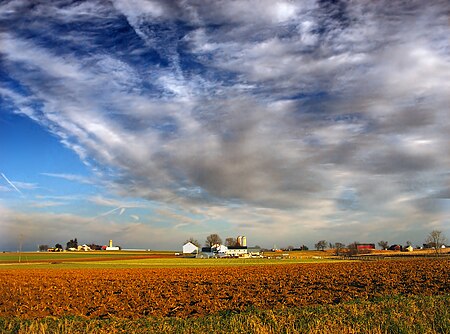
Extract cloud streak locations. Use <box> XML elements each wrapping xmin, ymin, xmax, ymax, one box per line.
<box><xmin>1</xmin><ymin>173</ymin><xmax>24</xmax><ymax>196</ymax></box>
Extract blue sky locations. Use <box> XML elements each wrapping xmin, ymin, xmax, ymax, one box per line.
<box><xmin>1</xmin><ymin>0</ymin><xmax>449</xmax><ymax>251</ymax></box>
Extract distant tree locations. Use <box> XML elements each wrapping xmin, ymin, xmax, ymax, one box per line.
<box><xmin>334</xmin><ymin>242</ymin><xmax>345</xmax><ymax>256</ymax></box>
<box><xmin>184</xmin><ymin>237</ymin><xmax>200</xmax><ymax>247</ymax></box>
<box><xmin>406</xmin><ymin>240</ymin><xmax>412</xmax><ymax>247</ymax></box>
<box><xmin>55</xmin><ymin>243</ymin><xmax>63</xmax><ymax>250</ymax></box>
<box><xmin>286</xmin><ymin>245</ymin><xmax>294</xmax><ymax>251</ymax></box>
<box><xmin>88</xmin><ymin>244</ymin><xmax>103</xmax><ymax>251</ymax></box>
<box><xmin>225</xmin><ymin>237</ymin><xmax>237</xmax><ymax>247</ymax></box>
<box><xmin>38</xmin><ymin>244</ymin><xmax>49</xmax><ymax>252</ymax></box>
<box><xmin>299</xmin><ymin>245</ymin><xmax>309</xmax><ymax>251</ymax></box>
<box><xmin>425</xmin><ymin>230</ymin><xmax>447</xmax><ymax>255</ymax></box>
<box><xmin>315</xmin><ymin>240</ymin><xmax>327</xmax><ymax>251</ymax></box>
<box><xmin>205</xmin><ymin>234</ymin><xmax>222</xmax><ymax>247</ymax></box>
<box><xmin>66</xmin><ymin>238</ymin><xmax>78</xmax><ymax>250</ymax></box>
<box><xmin>378</xmin><ymin>241</ymin><xmax>389</xmax><ymax>250</ymax></box>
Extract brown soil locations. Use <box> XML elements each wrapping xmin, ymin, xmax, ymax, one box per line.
<box><xmin>0</xmin><ymin>258</ymin><xmax>448</xmax><ymax>319</ymax></box>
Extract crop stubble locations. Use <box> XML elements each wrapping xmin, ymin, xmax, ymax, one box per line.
<box><xmin>0</xmin><ymin>259</ymin><xmax>448</xmax><ymax>319</ymax></box>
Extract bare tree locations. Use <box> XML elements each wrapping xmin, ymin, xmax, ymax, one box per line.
<box><xmin>378</xmin><ymin>241</ymin><xmax>389</xmax><ymax>250</ymax></box>
<box><xmin>315</xmin><ymin>240</ymin><xmax>327</xmax><ymax>251</ymax></box>
<box><xmin>334</xmin><ymin>242</ymin><xmax>345</xmax><ymax>256</ymax></box>
<box><xmin>347</xmin><ymin>242</ymin><xmax>359</xmax><ymax>256</ymax></box>
<box><xmin>225</xmin><ymin>237</ymin><xmax>237</xmax><ymax>247</ymax></box>
<box><xmin>184</xmin><ymin>237</ymin><xmax>200</xmax><ymax>247</ymax></box>
<box><xmin>205</xmin><ymin>234</ymin><xmax>222</xmax><ymax>247</ymax></box>
<box><xmin>426</xmin><ymin>230</ymin><xmax>447</xmax><ymax>255</ymax></box>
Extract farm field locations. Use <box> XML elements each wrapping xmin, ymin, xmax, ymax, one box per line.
<box><xmin>0</xmin><ymin>251</ymin><xmax>175</xmax><ymax>264</ymax></box>
<box><xmin>0</xmin><ymin>254</ymin><xmax>341</xmax><ymax>270</ymax></box>
<box><xmin>0</xmin><ymin>258</ymin><xmax>449</xmax><ymax>333</ymax></box>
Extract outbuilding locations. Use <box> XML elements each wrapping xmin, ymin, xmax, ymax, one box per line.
<box><xmin>183</xmin><ymin>242</ymin><xmax>199</xmax><ymax>254</ymax></box>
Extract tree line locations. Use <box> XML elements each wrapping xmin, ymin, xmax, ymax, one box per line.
<box><xmin>38</xmin><ymin>238</ymin><xmax>104</xmax><ymax>252</ymax></box>
<box><xmin>313</xmin><ymin>230</ymin><xmax>447</xmax><ymax>256</ymax></box>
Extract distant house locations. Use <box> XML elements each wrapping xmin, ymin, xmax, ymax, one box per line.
<box><xmin>212</xmin><ymin>244</ymin><xmax>228</xmax><ymax>256</ymax></box>
<box><xmin>182</xmin><ymin>242</ymin><xmax>199</xmax><ymax>254</ymax></box>
<box><xmin>248</xmin><ymin>247</ymin><xmax>262</xmax><ymax>257</ymax></box>
<box><xmin>78</xmin><ymin>244</ymin><xmax>91</xmax><ymax>252</ymax></box>
<box><xmin>405</xmin><ymin>245</ymin><xmax>413</xmax><ymax>252</ymax></box>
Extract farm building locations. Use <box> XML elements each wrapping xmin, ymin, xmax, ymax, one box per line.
<box><xmin>226</xmin><ymin>246</ymin><xmax>248</xmax><ymax>257</ymax></box>
<box><xmin>247</xmin><ymin>247</ymin><xmax>262</xmax><ymax>257</ymax></box>
<box><xmin>212</xmin><ymin>244</ymin><xmax>228</xmax><ymax>256</ymax></box>
<box><xmin>77</xmin><ymin>244</ymin><xmax>91</xmax><ymax>251</ymax></box>
<box><xmin>356</xmin><ymin>243</ymin><xmax>375</xmax><ymax>251</ymax></box>
<box><xmin>389</xmin><ymin>244</ymin><xmax>402</xmax><ymax>251</ymax></box>
<box><xmin>102</xmin><ymin>239</ymin><xmax>120</xmax><ymax>251</ymax></box>
<box><xmin>182</xmin><ymin>242</ymin><xmax>199</xmax><ymax>254</ymax></box>
<box><xmin>405</xmin><ymin>245</ymin><xmax>413</xmax><ymax>252</ymax></box>
<box><xmin>236</xmin><ymin>236</ymin><xmax>247</xmax><ymax>246</ymax></box>
<box><xmin>192</xmin><ymin>236</ymin><xmax>259</xmax><ymax>258</ymax></box>
<box><xmin>196</xmin><ymin>247</ymin><xmax>214</xmax><ymax>258</ymax></box>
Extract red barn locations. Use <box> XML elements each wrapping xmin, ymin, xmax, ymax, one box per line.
<box><xmin>356</xmin><ymin>243</ymin><xmax>375</xmax><ymax>251</ymax></box>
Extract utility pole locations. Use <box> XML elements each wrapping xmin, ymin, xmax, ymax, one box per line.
<box><xmin>18</xmin><ymin>234</ymin><xmax>23</xmax><ymax>263</ymax></box>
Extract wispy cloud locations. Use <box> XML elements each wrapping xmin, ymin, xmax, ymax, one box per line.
<box><xmin>29</xmin><ymin>201</ymin><xmax>67</xmax><ymax>208</ymax></box>
<box><xmin>41</xmin><ymin>173</ymin><xmax>93</xmax><ymax>184</ymax></box>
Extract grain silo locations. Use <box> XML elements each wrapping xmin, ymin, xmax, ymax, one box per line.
<box><xmin>241</xmin><ymin>236</ymin><xmax>247</xmax><ymax>247</ymax></box>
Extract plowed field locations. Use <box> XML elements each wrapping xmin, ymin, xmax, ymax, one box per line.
<box><xmin>0</xmin><ymin>259</ymin><xmax>448</xmax><ymax>319</ymax></box>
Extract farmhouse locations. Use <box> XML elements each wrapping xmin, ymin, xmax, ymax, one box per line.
<box><xmin>182</xmin><ymin>242</ymin><xmax>199</xmax><ymax>254</ymax></box>
<box><xmin>77</xmin><ymin>244</ymin><xmax>91</xmax><ymax>251</ymax></box>
<box><xmin>192</xmin><ymin>236</ymin><xmax>261</xmax><ymax>258</ymax></box>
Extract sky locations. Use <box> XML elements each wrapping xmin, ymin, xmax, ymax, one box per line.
<box><xmin>0</xmin><ymin>0</ymin><xmax>449</xmax><ymax>251</ymax></box>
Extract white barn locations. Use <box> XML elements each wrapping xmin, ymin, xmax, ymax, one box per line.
<box><xmin>226</xmin><ymin>247</ymin><xmax>248</xmax><ymax>257</ymax></box>
<box><xmin>183</xmin><ymin>242</ymin><xmax>199</xmax><ymax>254</ymax></box>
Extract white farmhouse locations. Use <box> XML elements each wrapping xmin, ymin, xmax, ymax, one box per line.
<box><xmin>212</xmin><ymin>244</ymin><xmax>228</xmax><ymax>256</ymax></box>
<box><xmin>183</xmin><ymin>242</ymin><xmax>199</xmax><ymax>254</ymax></box>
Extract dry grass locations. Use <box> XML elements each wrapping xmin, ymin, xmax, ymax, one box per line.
<box><xmin>1</xmin><ymin>294</ymin><xmax>448</xmax><ymax>333</ymax></box>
